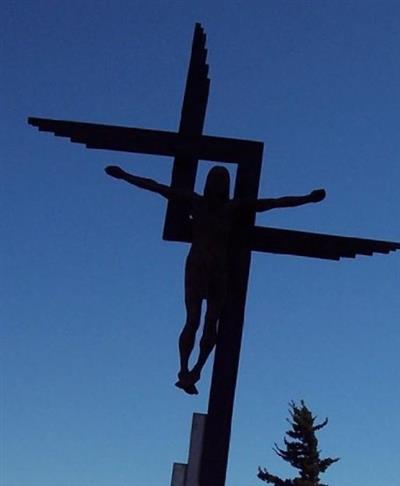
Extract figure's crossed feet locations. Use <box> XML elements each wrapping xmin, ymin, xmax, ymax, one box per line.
<box><xmin>175</xmin><ymin>371</ymin><xmax>199</xmax><ymax>395</ymax></box>
<box><xmin>188</xmin><ymin>368</ymin><xmax>201</xmax><ymax>385</ymax></box>
<box><xmin>175</xmin><ymin>379</ymin><xmax>198</xmax><ymax>395</ymax></box>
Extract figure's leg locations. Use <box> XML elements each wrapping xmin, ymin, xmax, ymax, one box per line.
<box><xmin>189</xmin><ymin>298</ymin><xmax>221</xmax><ymax>384</ymax></box>
<box><xmin>177</xmin><ymin>296</ymin><xmax>202</xmax><ymax>378</ymax></box>
<box><xmin>176</xmin><ymin>253</ymin><xmax>205</xmax><ymax>394</ymax></box>
<box><xmin>175</xmin><ymin>297</ymin><xmax>202</xmax><ymax>395</ymax></box>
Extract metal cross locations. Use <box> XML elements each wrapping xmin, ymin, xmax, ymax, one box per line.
<box><xmin>28</xmin><ymin>23</ymin><xmax>399</xmax><ymax>486</ymax></box>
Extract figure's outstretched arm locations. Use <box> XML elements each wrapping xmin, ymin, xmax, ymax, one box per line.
<box><xmin>105</xmin><ymin>165</ymin><xmax>195</xmax><ymax>201</ymax></box>
<box><xmin>234</xmin><ymin>189</ymin><xmax>326</xmax><ymax>212</ymax></box>
<box><xmin>255</xmin><ymin>189</ymin><xmax>326</xmax><ymax>212</ymax></box>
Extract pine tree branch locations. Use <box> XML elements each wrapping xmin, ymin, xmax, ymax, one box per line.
<box><xmin>313</xmin><ymin>418</ymin><xmax>328</xmax><ymax>432</ymax></box>
<box><xmin>257</xmin><ymin>468</ymin><xmax>293</xmax><ymax>486</ymax></box>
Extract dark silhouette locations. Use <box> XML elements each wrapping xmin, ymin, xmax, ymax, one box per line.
<box><xmin>258</xmin><ymin>401</ymin><xmax>339</xmax><ymax>486</ymax></box>
<box><xmin>28</xmin><ymin>21</ymin><xmax>399</xmax><ymax>486</ymax></box>
<box><xmin>105</xmin><ymin>164</ymin><xmax>325</xmax><ymax>394</ymax></box>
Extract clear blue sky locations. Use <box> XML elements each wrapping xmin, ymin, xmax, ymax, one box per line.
<box><xmin>2</xmin><ymin>2</ymin><xmax>400</xmax><ymax>486</ymax></box>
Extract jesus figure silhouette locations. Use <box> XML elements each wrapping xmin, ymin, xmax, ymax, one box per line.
<box><xmin>105</xmin><ymin>165</ymin><xmax>325</xmax><ymax>395</ymax></box>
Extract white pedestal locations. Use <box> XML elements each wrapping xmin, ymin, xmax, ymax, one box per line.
<box><xmin>171</xmin><ymin>413</ymin><xmax>207</xmax><ymax>486</ymax></box>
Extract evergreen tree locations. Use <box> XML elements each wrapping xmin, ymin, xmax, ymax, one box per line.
<box><xmin>258</xmin><ymin>401</ymin><xmax>339</xmax><ymax>486</ymax></box>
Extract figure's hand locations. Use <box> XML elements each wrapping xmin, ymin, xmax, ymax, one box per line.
<box><xmin>309</xmin><ymin>189</ymin><xmax>326</xmax><ymax>203</ymax></box>
<box><xmin>105</xmin><ymin>165</ymin><xmax>125</xmax><ymax>179</ymax></box>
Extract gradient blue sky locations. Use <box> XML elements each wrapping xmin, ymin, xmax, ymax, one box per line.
<box><xmin>2</xmin><ymin>2</ymin><xmax>400</xmax><ymax>486</ymax></box>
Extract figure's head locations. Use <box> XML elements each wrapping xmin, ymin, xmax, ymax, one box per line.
<box><xmin>203</xmin><ymin>166</ymin><xmax>230</xmax><ymax>201</ymax></box>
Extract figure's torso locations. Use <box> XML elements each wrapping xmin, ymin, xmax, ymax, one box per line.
<box><xmin>189</xmin><ymin>197</ymin><xmax>235</xmax><ymax>263</ymax></box>
<box><xmin>184</xmin><ymin>197</ymin><xmax>235</xmax><ymax>300</ymax></box>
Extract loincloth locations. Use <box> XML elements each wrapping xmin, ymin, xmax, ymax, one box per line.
<box><xmin>184</xmin><ymin>252</ymin><xmax>228</xmax><ymax>302</ymax></box>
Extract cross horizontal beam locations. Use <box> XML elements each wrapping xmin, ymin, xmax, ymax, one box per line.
<box><xmin>27</xmin><ymin>114</ymin><xmax>400</xmax><ymax>259</ymax></box>
<box><xmin>252</xmin><ymin>226</ymin><xmax>400</xmax><ymax>260</ymax></box>
<box><xmin>27</xmin><ymin>117</ymin><xmax>263</xmax><ymax>164</ymax></box>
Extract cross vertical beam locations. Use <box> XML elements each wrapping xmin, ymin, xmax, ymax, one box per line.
<box><xmin>163</xmin><ymin>23</ymin><xmax>209</xmax><ymax>241</ymax></box>
<box><xmin>200</xmin><ymin>154</ymin><xmax>263</xmax><ymax>486</ymax></box>
<box><xmin>161</xmin><ymin>24</ymin><xmax>264</xmax><ymax>485</ymax></box>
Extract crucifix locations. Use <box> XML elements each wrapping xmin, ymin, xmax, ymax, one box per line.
<box><xmin>28</xmin><ymin>23</ymin><xmax>399</xmax><ymax>486</ymax></box>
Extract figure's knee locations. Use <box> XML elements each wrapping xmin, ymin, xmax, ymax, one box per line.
<box><xmin>204</xmin><ymin>308</ymin><xmax>221</xmax><ymax>325</ymax></box>
<box><xmin>184</xmin><ymin>299</ymin><xmax>202</xmax><ymax>328</ymax></box>
<box><xmin>185</xmin><ymin>313</ymin><xmax>201</xmax><ymax>331</ymax></box>
<box><xmin>201</xmin><ymin>320</ymin><xmax>218</xmax><ymax>344</ymax></box>
<box><xmin>205</xmin><ymin>297</ymin><xmax>223</xmax><ymax>324</ymax></box>
<box><xmin>180</xmin><ymin>318</ymin><xmax>200</xmax><ymax>342</ymax></box>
